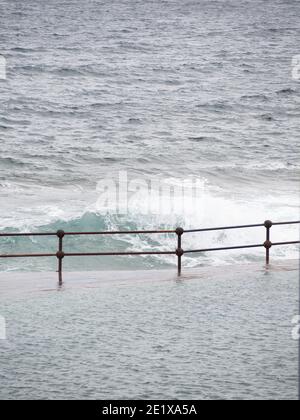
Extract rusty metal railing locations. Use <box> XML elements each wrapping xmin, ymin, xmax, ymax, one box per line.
<box><xmin>0</xmin><ymin>220</ymin><xmax>299</xmax><ymax>284</ymax></box>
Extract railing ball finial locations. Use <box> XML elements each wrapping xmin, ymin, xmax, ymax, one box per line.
<box><xmin>56</xmin><ymin>251</ymin><xmax>65</xmax><ymax>259</ymax></box>
<box><xmin>264</xmin><ymin>220</ymin><xmax>273</xmax><ymax>229</ymax></box>
<box><xmin>176</xmin><ymin>227</ymin><xmax>184</xmax><ymax>236</ymax></box>
<box><xmin>264</xmin><ymin>240</ymin><xmax>272</xmax><ymax>250</ymax></box>
<box><xmin>57</xmin><ymin>230</ymin><xmax>65</xmax><ymax>239</ymax></box>
<box><xmin>176</xmin><ymin>248</ymin><xmax>184</xmax><ymax>257</ymax></box>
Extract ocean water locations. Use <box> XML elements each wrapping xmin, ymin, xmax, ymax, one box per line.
<box><xmin>0</xmin><ymin>262</ymin><xmax>298</xmax><ymax>400</ymax></box>
<box><xmin>0</xmin><ymin>0</ymin><xmax>299</xmax><ymax>271</ymax></box>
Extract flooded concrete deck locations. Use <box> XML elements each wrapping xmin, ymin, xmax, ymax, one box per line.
<box><xmin>0</xmin><ymin>259</ymin><xmax>298</xmax><ymax>297</ymax></box>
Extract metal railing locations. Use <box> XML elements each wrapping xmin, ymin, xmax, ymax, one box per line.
<box><xmin>0</xmin><ymin>220</ymin><xmax>299</xmax><ymax>284</ymax></box>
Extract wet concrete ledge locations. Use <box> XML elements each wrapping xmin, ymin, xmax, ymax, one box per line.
<box><xmin>0</xmin><ymin>259</ymin><xmax>298</xmax><ymax>298</ymax></box>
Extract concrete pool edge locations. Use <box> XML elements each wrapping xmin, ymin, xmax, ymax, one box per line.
<box><xmin>0</xmin><ymin>259</ymin><xmax>298</xmax><ymax>298</ymax></box>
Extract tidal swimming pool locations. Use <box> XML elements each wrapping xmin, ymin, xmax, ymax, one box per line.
<box><xmin>0</xmin><ymin>262</ymin><xmax>298</xmax><ymax>400</ymax></box>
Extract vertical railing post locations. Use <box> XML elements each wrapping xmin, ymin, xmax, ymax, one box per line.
<box><xmin>56</xmin><ymin>230</ymin><xmax>65</xmax><ymax>285</ymax></box>
<box><xmin>264</xmin><ymin>220</ymin><xmax>273</xmax><ymax>265</ymax></box>
<box><xmin>176</xmin><ymin>227</ymin><xmax>184</xmax><ymax>276</ymax></box>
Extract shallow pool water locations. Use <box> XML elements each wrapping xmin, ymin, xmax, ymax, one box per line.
<box><xmin>0</xmin><ymin>262</ymin><xmax>298</xmax><ymax>400</ymax></box>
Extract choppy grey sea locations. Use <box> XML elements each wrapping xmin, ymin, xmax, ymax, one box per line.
<box><xmin>0</xmin><ymin>0</ymin><xmax>299</xmax><ymax>271</ymax></box>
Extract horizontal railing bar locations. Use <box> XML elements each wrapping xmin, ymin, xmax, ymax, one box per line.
<box><xmin>1</xmin><ymin>241</ymin><xmax>298</xmax><ymax>259</ymax></box>
<box><xmin>185</xmin><ymin>244</ymin><xmax>264</xmax><ymax>254</ymax></box>
<box><xmin>184</xmin><ymin>240</ymin><xmax>300</xmax><ymax>254</ymax></box>
<box><xmin>0</xmin><ymin>254</ymin><xmax>56</xmax><ymax>258</ymax></box>
<box><xmin>64</xmin><ymin>251</ymin><xmax>175</xmax><ymax>256</ymax></box>
<box><xmin>272</xmin><ymin>241</ymin><xmax>300</xmax><ymax>246</ymax></box>
<box><xmin>64</xmin><ymin>230</ymin><xmax>176</xmax><ymax>236</ymax></box>
<box><xmin>0</xmin><ymin>252</ymin><xmax>175</xmax><ymax>258</ymax></box>
<box><xmin>0</xmin><ymin>233</ymin><xmax>57</xmax><ymax>237</ymax></box>
<box><xmin>184</xmin><ymin>223</ymin><xmax>265</xmax><ymax>233</ymax></box>
<box><xmin>272</xmin><ymin>221</ymin><xmax>300</xmax><ymax>226</ymax></box>
<box><xmin>0</xmin><ymin>230</ymin><xmax>176</xmax><ymax>238</ymax></box>
<box><xmin>184</xmin><ymin>221</ymin><xmax>300</xmax><ymax>234</ymax></box>
<box><xmin>0</xmin><ymin>221</ymin><xmax>299</xmax><ymax>238</ymax></box>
